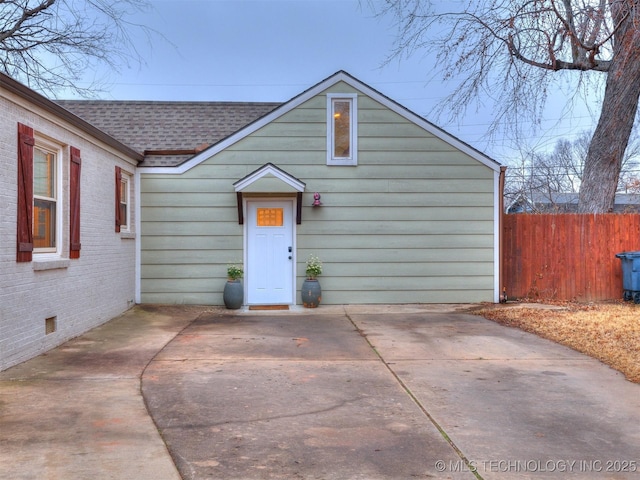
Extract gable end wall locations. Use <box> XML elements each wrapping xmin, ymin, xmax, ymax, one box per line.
<box><xmin>140</xmin><ymin>83</ymin><xmax>497</xmax><ymax>304</ymax></box>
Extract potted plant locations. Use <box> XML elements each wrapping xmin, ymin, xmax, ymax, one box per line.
<box><xmin>301</xmin><ymin>254</ymin><xmax>322</xmax><ymax>308</ymax></box>
<box><xmin>223</xmin><ymin>264</ymin><xmax>244</xmax><ymax>309</ymax></box>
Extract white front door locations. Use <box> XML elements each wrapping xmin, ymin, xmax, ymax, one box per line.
<box><xmin>246</xmin><ymin>200</ymin><xmax>295</xmax><ymax>304</ymax></box>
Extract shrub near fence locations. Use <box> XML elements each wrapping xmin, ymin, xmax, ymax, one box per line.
<box><xmin>503</xmin><ymin>214</ymin><xmax>640</xmax><ymax>302</ymax></box>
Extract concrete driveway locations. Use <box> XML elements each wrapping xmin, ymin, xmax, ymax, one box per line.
<box><xmin>1</xmin><ymin>304</ymin><xmax>639</xmax><ymax>479</ymax></box>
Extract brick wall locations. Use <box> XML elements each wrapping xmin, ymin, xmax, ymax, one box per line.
<box><xmin>0</xmin><ymin>90</ymin><xmax>138</xmax><ymax>371</ymax></box>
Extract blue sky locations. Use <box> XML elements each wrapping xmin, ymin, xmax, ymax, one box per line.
<box><xmin>67</xmin><ymin>0</ymin><xmax>600</xmax><ymax>164</ymax></box>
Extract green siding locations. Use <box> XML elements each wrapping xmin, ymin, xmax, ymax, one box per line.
<box><xmin>140</xmin><ymin>81</ymin><xmax>498</xmax><ymax>305</ymax></box>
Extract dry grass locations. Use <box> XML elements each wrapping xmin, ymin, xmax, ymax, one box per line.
<box><xmin>472</xmin><ymin>302</ymin><xmax>640</xmax><ymax>383</ymax></box>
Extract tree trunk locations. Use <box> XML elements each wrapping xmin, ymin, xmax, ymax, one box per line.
<box><xmin>579</xmin><ymin>10</ymin><xmax>640</xmax><ymax>213</ymax></box>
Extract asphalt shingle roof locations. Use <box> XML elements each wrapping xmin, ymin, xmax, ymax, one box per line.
<box><xmin>56</xmin><ymin>100</ymin><xmax>281</xmax><ymax>166</ymax></box>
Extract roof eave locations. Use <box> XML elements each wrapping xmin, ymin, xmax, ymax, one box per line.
<box><xmin>0</xmin><ymin>73</ymin><xmax>144</xmax><ymax>163</ymax></box>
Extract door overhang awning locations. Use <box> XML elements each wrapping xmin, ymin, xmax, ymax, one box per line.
<box><xmin>233</xmin><ymin>163</ymin><xmax>306</xmax><ymax>224</ymax></box>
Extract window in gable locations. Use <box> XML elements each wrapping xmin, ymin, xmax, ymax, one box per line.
<box><xmin>327</xmin><ymin>94</ymin><xmax>357</xmax><ymax>166</ymax></box>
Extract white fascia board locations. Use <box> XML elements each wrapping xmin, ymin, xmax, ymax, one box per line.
<box><xmin>233</xmin><ymin>163</ymin><xmax>305</xmax><ymax>192</ymax></box>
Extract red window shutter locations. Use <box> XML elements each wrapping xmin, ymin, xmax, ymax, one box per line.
<box><xmin>17</xmin><ymin>123</ymin><xmax>34</xmax><ymax>262</ymax></box>
<box><xmin>115</xmin><ymin>166</ymin><xmax>122</xmax><ymax>232</ymax></box>
<box><xmin>70</xmin><ymin>147</ymin><xmax>82</xmax><ymax>258</ymax></box>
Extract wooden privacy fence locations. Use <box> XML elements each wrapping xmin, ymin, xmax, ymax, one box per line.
<box><xmin>502</xmin><ymin>214</ymin><xmax>640</xmax><ymax>302</ymax></box>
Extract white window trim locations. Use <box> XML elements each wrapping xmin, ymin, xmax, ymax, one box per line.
<box><xmin>120</xmin><ymin>171</ymin><xmax>132</xmax><ymax>233</ymax></box>
<box><xmin>326</xmin><ymin>93</ymin><xmax>358</xmax><ymax>166</ymax></box>
<box><xmin>33</xmin><ymin>138</ymin><xmax>63</xmax><ymax>258</ymax></box>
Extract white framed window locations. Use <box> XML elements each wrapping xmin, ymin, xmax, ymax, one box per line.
<box><xmin>327</xmin><ymin>93</ymin><xmax>358</xmax><ymax>166</ymax></box>
<box><xmin>33</xmin><ymin>141</ymin><xmax>62</xmax><ymax>254</ymax></box>
<box><xmin>119</xmin><ymin>172</ymin><xmax>131</xmax><ymax>232</ymax></box>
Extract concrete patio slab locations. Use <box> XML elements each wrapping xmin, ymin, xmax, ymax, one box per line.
<box><xmin>144</xmin><ymin>358</ymin><xmax>468</xmax><ymax>480</ymax></box>
<box><xmin>350</xmin><ymin>312</ymin><xmax>640</xmax><ymax>479</ymax></box>
<box><xmin>0</xmin><ymin>305</ymin><xmax>210</xmax><ymax>480</ymax></box>
<box><xmin>1</xmin><ymin>304</ymin><xmax>639</xmax><ymax>480</ymax></box>
<box><xmin>154</xmin><ymin>314</ymin><xmax>378</xmax><ymax>361</ymax></box>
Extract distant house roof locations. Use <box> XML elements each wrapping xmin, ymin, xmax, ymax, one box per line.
<box><xmin>56</xmin><ymin>100</ymin><xmax>281</xmax><ymax>166</ymax></box>
<box><xmin>507</xmin><ymin>192</ymin><xmax>640</xmax><ymax>213</ymax></box>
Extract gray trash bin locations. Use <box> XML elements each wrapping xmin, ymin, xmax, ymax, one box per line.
<box><xmin>615</xmin><ymin>251</ymin><xmax>640</xmax><ymax>303</ymax></box>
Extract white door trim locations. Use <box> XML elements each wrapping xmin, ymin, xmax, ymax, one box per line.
<box><xmin>244</xmin><ymin>197</ymin><xmax>296</xmax><ymax>305</ymax></box>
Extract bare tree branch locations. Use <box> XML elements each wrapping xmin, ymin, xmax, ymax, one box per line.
<box><xmin>0</xmin><ymin>0</ymin><xmax>156</xmax><ymax>96</ymax></box>
<box><xmin>373</xmin><ymin>0</ymin><xmax>640</xmax><ymax>212</ymax></box>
